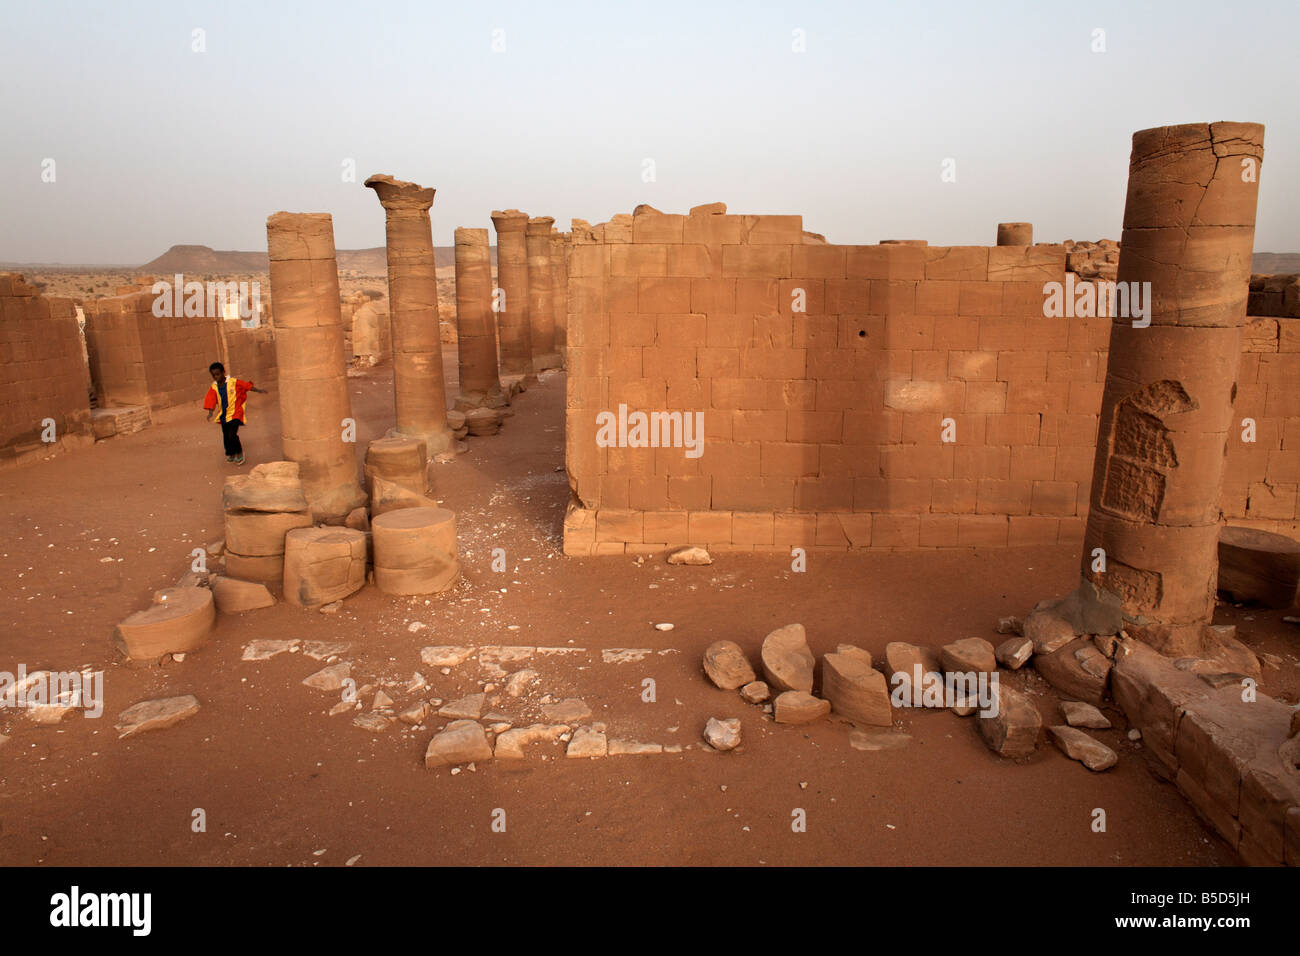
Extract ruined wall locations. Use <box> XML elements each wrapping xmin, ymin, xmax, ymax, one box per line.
<box><xmin>222</xmin><ymin>319</ymin><xmax>278</xmax><ymax>386</ymax></box>
<box><xmin>562</xmin><ymin>207</ymin><xmax>1295</xmax><ymax>554</ymax></box>
<box><xmin>84</xmin><ymin>292</ymin><xmax>220</xmax><ymax>410</ymax></box>
<box><xmin>0</xmin><ymin>274</ymin><xmax>91</xmax><ymax>458</ymax></box>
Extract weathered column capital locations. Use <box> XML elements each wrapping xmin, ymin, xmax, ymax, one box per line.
<box><xmin>365</xmin><ymin>174</ymin><xmax>435</xmax><ymax>212</ymax></box>
<box><xmin>491</xmin><ymin>209</ymin><xmax>529</xmax><ymax>233</ymax></box>
<box><xmin>526</xmin><ymin>215</ymin><xmax>556</xmax><ymax>236</ymax></box>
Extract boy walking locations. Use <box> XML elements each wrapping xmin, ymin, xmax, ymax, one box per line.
<box><xmin>204</xmin><ymin>362</ymin><xmax>266</xmax><ymax>464</ymax></box>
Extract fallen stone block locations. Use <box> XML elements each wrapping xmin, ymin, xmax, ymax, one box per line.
<box><xmin>222</xmin><ymin>463</ymin><xmax>309</xmax><ymax>513</ymax></box>
<box><xmin>977</xmin><ymin>685</ymin><xmax>1042</xmax><ymax>758</ymax></box>
<box><xmin>703</xmin><ymin>640</ymin><xmax>756</xmax><ymax>690</ymax></box>
<box><xmin>774</xmin><ymin>691</ymin><xmax>831</xmax><ymax>725</ymax></box>
<box><xmin>116</xmin><ymin>695</ymin><xmax>200</xmax><ymax>738</ymax></box>
<box><xmin>739</xmin><ymin>680</ymin><xmax>770</xmax><ymax>704</ymax></box>
<box><xmin>353</xmin><ymin>713</ymin><xmax>394</xmax><ymax>733</ymax></box>
<box><xmin>504</xmin><ymin>668</ymin><xmax>539</xmax><ymax>697</ymax></box>
<box><xmin>113</xmin><ymin>586</ymin><xmax>214</xmax><ymax>662</ymax></box>
<box><xmin>1024</xmin><ymin>606</ymin><xmax>1076</xmax><ymax>654</ymax></box>
<box><xmin>1218</xmin><ymin>525</ymin><xmax>1300</xmax><ymax>609</ymax></box>
<box><xmin>1048</xmin><ymin>725</ymin><xmax>1118</xmax><ymax>771</ymax></box>
<box><xmin>995</xmin><ymin>636</ymin><xmax>1033</xmax><ymax>670</ymax></box>
<box><xmin>282</xmin><ymin>527</ymin><xmax>367</xmax><ymax>608</ymax></box>
<box><xmin>849</xmin><ymin>729</ymin><xmax>912</xmax><ymax>751</ymax></box>
<box><xmin>464</xmin><ymin>407</ymin><xmax>502</xmax><ymax>437</ymax></box>
<box><xmin>211</xmin><ymin>575</ymin><xmax>275</xmax><ymax>614</ymax></box>
<box><xmin>222</xmin><ymin>551</ymin><xmax>285</xmax><ymax>585</ymax></box>
<box><xmin>883</xmin><ymin>642</ymin><xmax>942</xmax><ymax>686</ymax></box>
<box><xmin>667</xmin><ymin>546</ymin><xmax>711</xmax><ymax>566</ymax></box>
<box><xmin>761</xmin><ymin>623</ymin><xmax>814</xmax><ymax>694</ymax></box>
<box><xmin>1034</xmin><ymin>638</ymin><xmax>1111</xmax><ymax>704</ymax></box>
<box><xmin>397</xmin><ymin>700</ymin><xmax>432</xmax><ymax>725</ymax></box>
<box><xmin>822</xmin><ymin>651</ymin><xmax>892</xmax><ymax>726</ymax></box>
<box><xmin>302</xmin><ymin>662</ymin><xmax>351</xmax><ymax>691</ymax></box>
<box><xmin>703</xmin><ymin>716</ymin><xmax>742</xmax><ymax>751</ymax></box>
<box><xmin>941</xmin><ymin>637</ymin><xmax>997</xmax><ymax>675</ymax></box>
<box><xmin>1061</xmin><ymin>700</ymin><xmax>1112</xmax><ymax>729</ymax></box>
<box><xmin>425</xmin><ymin>720</ymin><xmax>493</xmax><ymax>768</ymax></box>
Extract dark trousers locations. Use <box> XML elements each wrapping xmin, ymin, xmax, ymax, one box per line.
<box><xmin>221</xmin><ymin>419</ymin><xmax>243</xmax><ymax>456</ymax></box>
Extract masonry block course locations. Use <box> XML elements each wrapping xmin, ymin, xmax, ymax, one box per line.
<box><xmin>562</xmin><ymin>208</ymin><xmax>1296</xmax><ymax>554</ymax></box>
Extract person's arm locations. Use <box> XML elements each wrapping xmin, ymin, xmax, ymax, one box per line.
<box><xmin>240</xmin><ymin>379</ymin><xmax>266</xmax><ymax>395</ymax></box>
<box><xmin>203</xmin><ymin>390</ymin><xmax>217</xmax><ymax>420</ymax></box>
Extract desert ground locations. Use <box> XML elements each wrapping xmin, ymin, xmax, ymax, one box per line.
<box><xmin>2</xmin><ymin>350</ymin><xmax>1296</xmax><ymax>867</ymax></box>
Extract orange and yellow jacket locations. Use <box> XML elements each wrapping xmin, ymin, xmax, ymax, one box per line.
<box><xmin>203</xmin><ymin>377</ymin><xmax>253</xmax><ymax>424</ymax></box>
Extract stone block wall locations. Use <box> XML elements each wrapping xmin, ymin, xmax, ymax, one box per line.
<box><xmin>84</xmin><ymin>292</ymin><xmax>221</xmax><ymax>410</ymax></box>
<box><xmin>562</xmin><ymin>207</ymin><xmax>1295</xmax><ymax>555</ymax></box>
<box><xmin>0</xmin><ymin>274</ymin><xmax>92</xmax><ymax>457</ymax></box>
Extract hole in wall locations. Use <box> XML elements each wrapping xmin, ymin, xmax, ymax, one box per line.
<box><xmin>858</xmin><ymin>329</ymin><xmax>867</xmax><ymax>338</ymax></box>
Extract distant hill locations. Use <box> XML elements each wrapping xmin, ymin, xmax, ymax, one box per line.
<box><xmin>1252</xmin><ymin>252</ymin><xmax>1300</xmax><ymax>274</ymax></box>
<box><xmin>137</xmin><ymin>243</ymin><xmax>475</xmax><ymax>274</ymax></box>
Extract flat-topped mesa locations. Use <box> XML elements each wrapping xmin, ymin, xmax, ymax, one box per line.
<box><xmin>364</xmin><ymin>174</ymin><xmax>456</xmax><ymax>456</ymax></box>
<box><xmin>1073</xmin><ymin>121</ymin><xmax>1266</xmax><ymax>656</ymax></box>
<box><xmin>264</xmin><ymin>212</ymin><xmax>367</xmax><ymax>523</ymax></box>
<box><xmin>526</xmin><ymin>216</ymin><xmax>560</xmax><ymax>372</ymax></box>
<box><xmin>550</xmin><ymin>228</ymin><xmax>569</xmax><ymax>365</ymax></box>
<box><xmin>491</xmin><ymin>209</ymin><xmax>536</xmax><ymax>389</ymax></box>
<box><xmin>453</xmin><ymin>227</ymin><xmax>508</xmax><ymax>410</ymax></box>
<box><xmin>996</xmin><ymin>222</ymin><xmax>1033</xmax><ymax>245</ymax></box>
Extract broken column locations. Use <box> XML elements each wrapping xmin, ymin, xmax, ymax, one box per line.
<box><xmin>265</xmin><ymin>212</ymin><xmax>367</xmax><ymax>523</ymax></box>
<box><xmin>282</xmin><ymin>527</ymin><xmax>368</xmax><ymax>608</ymax></box>
<box><xmin>526</xmin><ymin>216</ymin><xmax>560</xmax><ymax>371</ymax></box>
<box><xmin>996</xmin><ymin>222</ymin><xmax>1033</xmax><ymax>245</ymax></box>
<box><xmin>452</xmin><ymin>227</ymin><xmax>508</xmax><ymax>409</ymax></box>
<box><xmin>491</xmin><ymin>209</ymin><xmax>535</xmax><ymax>389</ymax></box>
<box><xmin>550</xmin><ymin>229</ymin><xmax>569</xmax><ymax>363</ymax></box>
<box><xmin>222</xmin><ymin>461</ymin><xmax>314</xmax><ymax>585</ymax></box>
<box><xmin>364</xmin><ymin>175</ymin><xmax>455</xmax><ymax>455</ymax></box>
<box><xmin>371</xmin><ymin>507</ymin><xmax>461</xmax><ymax>595</ymax></box>
<box><xmin>364</xmin><ymin>436</ymin><xmax>428</xmax><ymax>497</ymax></box>
<box><xmin>1075</xmin><ymin>122</ymin><xmax>1265</xmax><ymax>655</ymax></box>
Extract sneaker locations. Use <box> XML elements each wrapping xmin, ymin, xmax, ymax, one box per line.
<box><xmin>234</xmin><ymin>454</ymin><xmax>246</xmax><ymax>465</ymax></box>
<box><xmin>225</xmin><ymin>455</ymin><xmax>235</xmax><ymax>462</ymax></box>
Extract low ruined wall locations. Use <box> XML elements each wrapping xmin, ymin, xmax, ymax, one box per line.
<box><xmin>223</xmin><ymin>320</ymin><xmax>277</xmax><ymax>387</ymax></box>
<box><xmin>562</xmin><ymin>207</ymin><xmax>1297</xmax><ymax>555</ymax></box>
<box><xmin>0</xmin><ymin>274</ymin><xmax>92</xmax><ymax>458</ymax></box>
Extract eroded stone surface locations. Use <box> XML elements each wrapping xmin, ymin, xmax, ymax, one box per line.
<box><xmin>774</xmin><ymin>691</ymin><xmax>831</xmax><ymax>725</ymax></box>
<box><xmin>1048</xmin><ymin>725</ymin><xmax>1118</xmax><ymax>771</ymax></box>
<box><xmin>761</xmin><ymin>623</ymin><xmax>814</xmax><ymax>694</ymax></box>
<box><xmin>703</xmin><ymin>640</ymin><xmax>756</xmax><ymax>690</ymax></box>
<box><xmin>116</xmin><ymin>695</ymin><xmax>200</xmax><ymax>738</ymax></box>
<box><xmin>703</xmin><ymin>717</ymin><xmax>742</xmax><ymax>751</ymax></box>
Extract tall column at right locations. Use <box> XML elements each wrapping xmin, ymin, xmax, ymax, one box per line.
<box><xmin>266</xmin><ymin>212</ymin><xmax>366</xmax><ymax>523</ymax></box>
<box><xmin>526</xmin><ymin>216</ymin><xmax>560</xmax><ymax>371</ymax></box>
<box><xmin>452</xmin><ymin>226</ymin><xmax>507</xmax><ymax>409</ymax></box>
<box><xmin>550</xmin><ymin>228</ymin><xmax>569</xmax><ymax>365</ymax></box>
<box><xmin>1080</xmin><ymin>122</ymin><xmax>1264</xmax><ymax>656</ymax></box>
<box><xmin>491</xmin><ymin>209</ymin><xmax>536</xmax><ymax>388</ymax></box>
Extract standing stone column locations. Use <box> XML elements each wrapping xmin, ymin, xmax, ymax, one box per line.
<box><xmin>491</xmin><ymin>209</ymin><xmax>536</xmax><ymax>388</ymax></box>
<box><xmin>1075</xmin><ymin>122</ymin><xmax>1265</xmax><ymax>656</ymax></box>
<box><xmin>526</xmin><ymin>216</ymin><xmax>560</xmax><ymax>371</ymax></box>
<box><xmin>265</xmin><ymin>212</ymin><xmax>366</xmax><ymax>523</ymax></box>
<box><xmin>364</xmin><ymin>174</ymin><xmax>455</xmax><ymax>456</ymax></box>
<box><xmin>550</xmin><ymin>229</ymin><xmax>569</xmax><ymax>365</ymax></box>
<box><xmin>996</xmin><ymin>222</ymin><xmax>1033</xmax><ymax>245</ymax></box>
<box><xmin>453</xmin><ymin>227</ymin><xmax>507</xmax><ymax>409</ymax></box>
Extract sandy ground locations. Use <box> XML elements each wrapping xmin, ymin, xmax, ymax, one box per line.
<box><xmin>1</xmin><ymin>355</ymin><xmax>1295</xmax><ymax>867</ymax></box>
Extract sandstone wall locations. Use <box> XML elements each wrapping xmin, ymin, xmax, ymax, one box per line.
<box><xmin>562</xmin><ymin>208</ymin><xmax>1296</xmax><ymax>554</ymax></box>
<box><xmin>0</xmin><ymin>274</ymin><xmax>92</xmax><ymax>457</ymax></box>
<box><xmin>84</xmin><ymin>292</ymin><xmax>221</xmax><ymax>410</ymax></box>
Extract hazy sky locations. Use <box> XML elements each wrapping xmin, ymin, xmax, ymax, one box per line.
<box><xmin>2</xmin><ymin>0</ymin><xmax>1296</xmax><ymax>263</ymax></box>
